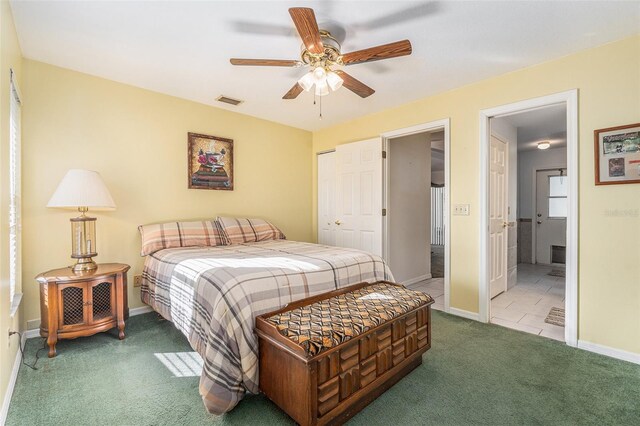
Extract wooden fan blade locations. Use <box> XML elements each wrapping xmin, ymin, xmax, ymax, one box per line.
<box><xmin>230</xmin><ymin>58</ymin><xmax>301</xmax><ymax>67</ymax></box>
<box><xmin>289</xmin><ymin>8</ymin><xmax>324</xmax><ymax>55</ymax></box>
<box><xmin>283</xmin><ymin>83</ymin><xmax>304</xmax><ymax>100</ymax></box>
<box><xmin>340</xmin><ymin>40</ymin><xmax>412</xmax><ymax>65</ymax></box>
<box><xmin>334</xmin><ymin>70</ymin><xmax>375</xmax><ymax>98</ymax></box>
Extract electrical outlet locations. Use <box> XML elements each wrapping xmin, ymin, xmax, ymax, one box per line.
<box><xmin>8</xmin><ymin>329</ymin><xmax>17</xmax><ymax>347</ymax></box>
<box><xmin>453</xmin><ymin>204</ymin><xmax>470</xmax><ymax>216</ymax></box>
<box><xmin>134</xmin><ymin>275</ymin><xmax>143</xmax><ymax>287</ymax></box>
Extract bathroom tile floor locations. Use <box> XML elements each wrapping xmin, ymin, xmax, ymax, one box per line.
<box><xmin>491</xmin><ymin>263</ymin><xmax>565</xmax><ymax>341</ymax></box>
<box><xmin>407</xmin><ymin>264</ymin><xmax>565</xmax><ymax>341</ymax></box>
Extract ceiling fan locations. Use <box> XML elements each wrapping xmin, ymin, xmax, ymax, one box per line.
<box><xmin>230</xmin><ymin>7</ymin><xmax>412</xmax><ymax>100</ymax></box>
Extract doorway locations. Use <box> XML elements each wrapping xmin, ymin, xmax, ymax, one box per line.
<box><xmin>316</xmin><ymin>119</ymin><xmax>450</xmax><ymax>312</ymax></box>
<box><xmin>479</xmin><ymin>90</ymin><xmax>578</xmax><ymax>346</ymax></box>
<box><xmin>382</xmin><ymin>119</ymin><xmax>450</xmax><ymax>312</ymax></box>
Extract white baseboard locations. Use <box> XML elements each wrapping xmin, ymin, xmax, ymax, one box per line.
<box><xmin>448</xmin><ymin>307</ymin><xmax>480</xmax><ymax>321</ymax></box>
<box><xmin>578</xmin><ymin>340</ymin><xmax>640</xmax><ymax>365</ymax></box>
<box><xmin>403</xmin><ymin>274</ymin><xmax>432</xmax><ymax>287</ymax></box>
<box><xmin>23</xmin><ymin>305</ymin><xmax>155</xmax><ymax>337</ymax></box>
<box><xmin>25</xmin><ymin>319</ymin><xmax>40</xmax><ymax>331</ymax></box>
<box><xmin>129</xmin><ymin>305</ymin><xmax>154</xmax><ymax>316</ymax></box>
<box><xmin>23</xmin><ymin>329</ymin><xmax>39</xmax><ymax>339</ymax></box>
<box><xmin>0</xmin><ymin>333</ymin><xmax>26</xmax><ymax>425</ymax></box>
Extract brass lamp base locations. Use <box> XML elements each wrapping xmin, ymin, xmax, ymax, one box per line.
<box><xmin>72</xmin><ymin>258</ymin><xmax>98</xmax><ymax>273</ymax></box>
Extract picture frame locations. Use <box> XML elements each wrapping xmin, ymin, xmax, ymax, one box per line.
<box><xmin>188</xmin><ymin>132</ymin><xmax>234</xmax><ymax>190</ymax></box>
<box><xmin>594</xmin><ymin>123</ymin><xmax>640</xmax><ymax>185</ymax></box>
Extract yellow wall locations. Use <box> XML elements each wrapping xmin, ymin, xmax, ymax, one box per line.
<box><xmin>312</xmin><ymin>35</ymin><xmax>640</xmax><ymax>354</ymax></box>
<box><xmin>20</xmin><ymin>60</ymin><xmax>313</xmax><ymax>326</ymax></box>
<box><xmin>0</xmin><ymin>0</ymin><xmax>22</xmax><ymax>413</ymax></box>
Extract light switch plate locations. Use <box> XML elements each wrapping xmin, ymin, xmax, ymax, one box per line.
<box><xmin>453</xmin><ymin>204</ymin><xmax>470</xmax><ymax>215</ymax></box>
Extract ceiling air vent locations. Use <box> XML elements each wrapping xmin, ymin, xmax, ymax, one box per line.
<box><xmin>216</xmin><ymin>95</ymin><xmax>243</xmax><ymax>106</ymax></box>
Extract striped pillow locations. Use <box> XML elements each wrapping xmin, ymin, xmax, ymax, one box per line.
<box><xmin>138</xmin><ymin>220</ymin><xmax>229</xmax><ymax>256</ymax></box>
<box><xmin>216</xmin><ymin>217</ymin><xmax>286</xmax><ymax>244</ymax></box>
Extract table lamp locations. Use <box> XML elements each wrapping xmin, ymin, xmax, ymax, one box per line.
<box><xmin>47</xmin><ymin>169</ymin><xmax>116</xmax><ymax>273</ymax></box>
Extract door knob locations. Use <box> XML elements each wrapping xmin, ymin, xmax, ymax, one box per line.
<box><xmin>537</xmin><ymin>220</ymin><xmax>542</xmax><ymax>224</ymax></box>
<box><xmin>334</xmin><ymin>220</ymin><xmax>342</xmax><ymax>225</ymax></box>
<box><xmin>502</xmin><ymin>222</ymin><xmax>513</xmax><ymax>228</ymax></box>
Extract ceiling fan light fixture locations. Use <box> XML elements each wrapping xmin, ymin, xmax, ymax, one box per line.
<box><xmin>312</xmin><ymin>66</ymin><xmax>327</xmax><ymax>82</ymax></box>
<box><xmin>315</xmin><ymin>80</ymin><xmax>329</xmax><ymax>96</ymax></box>
<box><xmin>326</xmin><ymin>71</ymin><xmax>343</xmax><ymax>91</ymax></box>
<box><xmin>537</xmin><ymin>141</ymin><xmax>551</xmax><ymax>150</ymax></box>
<box><xmin>298</xmin><ymin>71</ymin><xmax>314</xmax><ymax>91</ymax></box>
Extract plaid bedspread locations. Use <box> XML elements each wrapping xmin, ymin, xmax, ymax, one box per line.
<box><xmin>140</xmin><ymin>240</ymin><xmax>393</xmax><ymax>414</ymax></box>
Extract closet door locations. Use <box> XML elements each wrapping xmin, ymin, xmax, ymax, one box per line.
<box><xmin>317</xmin><ymin>152</ymin><xmax>336</xmax><ymax>246</ymax></box>
<box><xmin>334</xmin><ymin>138</ymin><xmax>383</xmax><ymax>256</ymax></box>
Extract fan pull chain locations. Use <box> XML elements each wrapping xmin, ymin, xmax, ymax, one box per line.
<box><xmin>319</xmin><ymin>94</ymin><xmax>323</xmax><ymax>120</ymax></box>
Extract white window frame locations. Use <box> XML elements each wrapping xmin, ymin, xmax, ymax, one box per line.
<box><xmin>547</xmin><ymin>174</ymin><xmax>568</xmax><ymax>219</ymax></box>
<box><xmin>9</xmin><ymin>69</ymin><xmax>22</xmax><ymax>317</ymax></box>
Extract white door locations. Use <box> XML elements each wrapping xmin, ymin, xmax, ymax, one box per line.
<box><xmin>489</xmin><ymin>135</ymin><xmax>508</xmax><ymax>298</ymax></box>
<box><xmin>317</xmin><ymin>152</ymin><xmax>336</xmax><ymax>246</ymax></box>
<box><xmin>535</xmin><ymin>169</ymin><xmax>567</xmax><ymax>264</ymax></box>
<box><xmin>335</xmin><ymin>138</ymin><xmax>383</xmax><ymax>256</ymax></box>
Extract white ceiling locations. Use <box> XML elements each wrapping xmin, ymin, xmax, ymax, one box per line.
<box><xmin>10</xmin><ymin>1</ymin><xmax>640</xmax><ymax>131</ymax></box>
<box><xmin>497</xmin><ymin>104</ymin><xmax>567</xmax><ymax>151</ymax></box>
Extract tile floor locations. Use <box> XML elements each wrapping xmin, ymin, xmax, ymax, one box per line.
<box><xmin>407</xmin><ymin>263</ymin><xmax>565</xmax><ymax>341</ymax></box>
<box><xmin>407</xmin><ymin>277</ymin><xmax>445</xmax><ymax>311</ymax></box>
<box><xmin>491</xmin><ymin>263</ymin><xmax>565</xmax><ymax>341</ymax></box>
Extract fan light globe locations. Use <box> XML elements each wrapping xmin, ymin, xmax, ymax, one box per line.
<box><xmin>315</xmin><ymin>80</ymin><xmax>329</xmax><ymax>96</ymax></box>
<box><xmin>326</xmin><ymin>71</ymin><xmax>343</xmax><ymax>91</ymax></box>
<box><xmin>298</xmin><ymin>71</ymin><xmax>314</xmax><ymax>91</ymax></box>
<box><xmin>312</xmin><ymin>66</ymin><xmax>327</xmax><ymax>82</ymax></box>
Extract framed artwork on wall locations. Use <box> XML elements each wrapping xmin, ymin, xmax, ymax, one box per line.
<box><xmin>594</xmin><ymin>123</ymin><xmax>640</xmax><ymax>185</ymax></box>
<box><xmin>188</xmin><ymin>132</ymin><xmax>234</xmax><ymax>190</ymax></box>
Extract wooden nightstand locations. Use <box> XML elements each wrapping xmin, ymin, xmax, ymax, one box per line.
<box><xmin>36</xmin><ymin>263</ymin><xmax>130</xmax><ymax>358</ymax></box>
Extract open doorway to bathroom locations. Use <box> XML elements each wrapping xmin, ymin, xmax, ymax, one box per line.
<box><xmin>488</xmin><ymin>104</ymin><xmax>567</xmax><ymax>341</ymax></box>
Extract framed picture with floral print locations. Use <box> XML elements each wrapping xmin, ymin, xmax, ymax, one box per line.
<box><xmin>188</xmin><ymin>132</ymin><xmax>234</xmax><ymax>190</ymax></box>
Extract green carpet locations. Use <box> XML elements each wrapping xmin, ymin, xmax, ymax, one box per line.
<box><xmin>7</xmin><ymin>311</ymin><xmax>640</xmax><ymax>425</ymax></box>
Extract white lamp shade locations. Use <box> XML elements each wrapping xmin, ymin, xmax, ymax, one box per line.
<box><xmin>326</xmin><ymin>71</ymin><xmax>343</xmax><ymax>91</ymax></box>
<box><xmin>315</xmin><ymin>80</ymin><xmax>329</xmax><ymax>96</ymax></box>
<box><xmin>47</xmin><ymin>169</ymin><xmax>116</xmax><ymax>210</ymax></box>
<box><xmin>312</xmin><ymin>66</ymin><xmax>326</xmax><ymax>82</ymax></box>
<box><xmin>298</xmin><ymin>72</ymin><xmax>314</xmax><ymax>91</ymax></box>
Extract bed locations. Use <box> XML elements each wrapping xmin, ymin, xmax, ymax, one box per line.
<box><xmin>140</xmin><ymin>239</ymin><xmax>393</xmax><ymax>414</ymax></box>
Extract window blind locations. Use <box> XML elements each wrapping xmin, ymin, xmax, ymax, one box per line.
<box><xmin>9</xmin><ymin>70</ymin><xmax>21</xmax><ymax>307</ymax></box>
<box><xmin>431</xmin><ymin>186</ymin><xmax>445</xmax><ymax>246</ymax></box>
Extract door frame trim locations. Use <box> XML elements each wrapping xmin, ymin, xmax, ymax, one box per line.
<box><xmin>316</xmin><ymin>150</ymin><xmax>336</xmax><ymax>246</ymax></box>
<box><xmin>479</xmin><ymin>90</ymin><xmax>578</xmax><ymax>347</ymax></box>
<box><xmin>381</xmin><ymin>118</ymin><xmax>451</xmax><ymax>313</ymax></box>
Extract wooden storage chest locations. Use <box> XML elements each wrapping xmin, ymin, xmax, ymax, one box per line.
<box><xmin>255</xmin><ymin>281</ymin><xmax>433</xmax><ymax>426</ymax></box>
